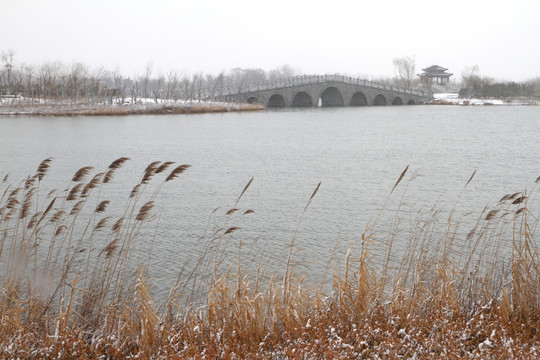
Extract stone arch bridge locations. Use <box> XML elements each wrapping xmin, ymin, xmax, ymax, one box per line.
<box><xmin>202</xmin><ymin>74</ymin><xmax>430</xmax><ymax>108</ymax></box>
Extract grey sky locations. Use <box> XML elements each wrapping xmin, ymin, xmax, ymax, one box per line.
<box><xmin>2</xmin><ymin>0</ymin><xmax>539</xmax><ymax>81</ymax></box>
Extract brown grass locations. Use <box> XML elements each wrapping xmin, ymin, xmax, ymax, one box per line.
<box><xmin>1</xmin><ymin>161</ymin><xmax>539</xmax><ymax>359</ymax></box>
<box><xmin>0</xmin><ymin>101</ymin><xmax>264</xmax><ymax>117</ymax></box>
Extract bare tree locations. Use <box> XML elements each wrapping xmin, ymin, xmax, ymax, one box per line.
<box><xmin>530</xmin><ymin>77</ymin><xmax>540</xmax><ymax>96</ymax></box>
<box><xmin>38</xmin><ymin>61</ymin><xmax>63</xmax><ymax>104</ymax></box>
<box><xmin>393</xmin><ymin>55</ymin><xmax>416</xmax><ymax>89</ymax></box>
<box><xmin>461</xmin><ymin>65</ymin><xmax>480</xmax><ymax>89</ymax></box>
<box><xmin>268</xmin><ymin>64</ymin><xmax>298</xmax><ymax>80</ymax></box>
<box><xmin>166</xmin><ymin>70</ymin><xmax>179</xmax><ymax>101</ymax></box>
<box><xmin>23</xmin><ymin>64</ymin><xmax>35</xmax><ymax>102</ymax></box>
<box><xmin>87</xmin><ymin>66</ymin><xmax>104</xmax><ymax>105</ymax></box>
<box><xmin>1</xmin><ymin>49</ymin><xmax>16</xmax><ymax>94</ymax></box>
<box><xmin>196</xmin><ymin>72</ymin><xmax>204</xmax><ymax>101</ymax></box>
<box><xmin>153</xmin><ymin>74</ymin><xmax>164</xmax><ymax>103</ymax></box>
<box><xmin>131</xmin><ymin>72</ymin><xmax>139</xmax><ymax>104</ymax></box>
<box><xmin>210</xmin><ymin>72</ymin><xmax>224</xmax><ymax>101</ymax></box>
<box><xmin>69</xmin><ymin>62</ymin><xmax>88</xmax><ymax>103</ymax></box>
<box><xmin>112</xmin><ymin>66</ymin><xmax>124</xmax><ymax>103</ymax></box>
<box><xmin>142</xmin><ymin>61</ymin><xmax>153</xmax><ymax>98</ymax></box>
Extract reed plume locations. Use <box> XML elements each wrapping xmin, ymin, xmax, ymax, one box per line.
<box><xmin>36</xmin><ymin>157</ymin><xmax>52</xmax><ymax>180</ymax></box>
<box><xmin>1</xmin><ymin>159</ymin><xmax>539</xmax><ymax>359</ymax></box>
<box><xmin>130</xmin><ymin>184</ymin><xmax>141</xmax><ymax>198</ymax></box>
<box><xmin>100</xmin><ymin>238</ymin><xmax>119</xmax><ymax>258</ymax></box>
<box><xmin>70</xmin><ymin>200</ymin><xmax>84</xmax><ymax>215</ymax></box>
<box><xmin>50</xmin><ymin>210</ymin><xmax>65</xmax><ymax>223</ymax></box>
<box><xmin>19</xmin><ymin>188</ymin><xmax>34</xmax><ymax>219</ymax></box>
<box><xmin>224</xmin><ymin>226</ymin><xmax>241</xmax><ymax>235</ymax></box>
<box><xmin>66</xmin><ymin>183</ymin><xmax>83</xmax><ymax>201</ymax></box>
<box><xmin>155</xmin><ymin>161</ymin><xmax>175</xmax><ymax>174</ymax></box>
<box><xmin>24</xmin><ymin>175</ymin><xmax>36</xmax><ymax>190</ymax></box>
<box><xmin>142</xmin><ymin>161</ymin><xmax>161</xmax><ymax>184</ymax></box>
<box><xmin>27</xmin><ymin>212</ymin><xmax>42</xmax><ymax>229</ymax></box>
<box><xmin>108</xmin><ymin>157</ymin><xmax>130</xmax><ymax>170</ymax></box>
<box><xmin>81</xmin><ymin>173</ymin><xmax>103</xmax><ymax>198</ymax></box>
<box><xmin>112</xmin><ymin>217</ymin><xmax>124</xmax><ymax>233</ymax></box>
<box><xmin>512</xmin><ymin>196</ymin><xmax>527</xmax><ymax>205</ymax></box>
<box><xmin>94</xmin><ymin>217</ymin><xmax>110</xmax><ymax>231</ymax></box>
<box><xmin>165</xmin><ymin>164</ymin><xmax>191</xmax><ymax>182</ymax></box>
<box><xmin>72</xmin><ymin>166</ymin><xmax>94</xmax><ymax>182</ymax></box>
<box><xmin>136</xmin><ymin>201</ymin><xmax>154</xmax><ymax>221</ymax></box>
<box><xmin>95</xmin><ymin>200</ymin><xmax>110</xmax><ymax>213</ymax></box>
<box><xmin>103</xmin><ymin>157</ymin><xmax>129</xmax><ymax>184</ymax></box>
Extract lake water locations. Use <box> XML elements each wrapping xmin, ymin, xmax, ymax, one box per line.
<box><xmin>1</xmin><ymin>105</ymin><xmax>539</xmax><ymax>300</ymax></box>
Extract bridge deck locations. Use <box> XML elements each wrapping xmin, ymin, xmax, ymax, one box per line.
<box><xmin>200</xmin><ymin>74</ymin><xmax>430</xmax><ymax>107</ymax></box>
<box><xmin>203</xmin><ymin>74</ymin><xmax>428</xmax><ymax>98</ymax></box>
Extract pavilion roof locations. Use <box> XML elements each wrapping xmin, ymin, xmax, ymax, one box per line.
<box><xmin>418</xmin><ymin>64</ymin><xmax>453</xmax><ymax>78</ymax></box>
<box><xmin>422</xmin><ymin>65</ymin><xmax>448</xmax><ymax>72</ymax></box>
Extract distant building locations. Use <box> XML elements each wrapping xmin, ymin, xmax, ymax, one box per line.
<box><xmin>418</xmin><ymin>65</ymin><xmax>453</xmax><ymax>85</ymax></box>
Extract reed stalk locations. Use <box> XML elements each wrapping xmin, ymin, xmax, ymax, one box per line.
<box><xmin>0</xmin><ymin>161</ymin><xmax>539</xmax><ymax>358</ymax></box>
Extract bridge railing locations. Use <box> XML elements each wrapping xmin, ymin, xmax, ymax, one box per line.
<box><xmin>200</xmin><ymin>74</ymin><xmax>429</xmax><ymax>98</ymax></box>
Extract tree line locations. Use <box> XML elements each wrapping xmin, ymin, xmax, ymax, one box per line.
<box><xmin>0</xmin><ymin>50</ymin><xmax>299</xmax><ymax>105</ymax></box>
<box><xmin>392</xmin><ymin>56</ymin><xmax>540</xmax><ymax>98</ymax></box>
<box><xmin>459</xmin><ymin>65</ymin><xmax>539</xmax><ymax>98</ymax></box>
<box><xmin>2</xmin><ymin>49</ymin><xmax>539</xmax><ymax>105</ymax></box>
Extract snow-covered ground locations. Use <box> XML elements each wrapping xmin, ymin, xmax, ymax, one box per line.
<box><xmin>431</xmin><ymin>93</ymin><xmax>540</xmax><ymax>105</ymax></box>
<box><xmin>0</xmin><ymin>98</ymin><xmax>263</xmax><ymax>116</ymax></box>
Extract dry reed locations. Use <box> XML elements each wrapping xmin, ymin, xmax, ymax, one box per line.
<box><xmin>1</xmin><ymin>160</ymin><xmax>539</xmax><ymax>359</ymax></box>
<box><xmin>0</xmin><ymin>102</ymin><xmax>264</xmax><ymax>117</ymax></box>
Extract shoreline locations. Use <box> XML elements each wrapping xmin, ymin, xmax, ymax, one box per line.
<box><xmin>2</xmin><ymin>95</ymin><xmax>539</xmax><ymax>115</ymax></box>
<box><xmin>0</xmin><ymin>100</ymin><xmax>265</xmax><ymax>116</ymax></box>
<box><xmin>427</xmin><ymin>93</ymin><xmax>540</xmax><ymax>106</ymax></box>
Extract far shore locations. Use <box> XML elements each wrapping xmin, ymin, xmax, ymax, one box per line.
<box><xmin>0</xmin><ymin>100</ymin><xmax>264</xmax><ymax>116</ymax></box>
<box><xmin>2</xmin><ymin>94</ymin><xmax>539</xmax><ymax>116</ymax></box>
<box><xmin>427</xmin><ymin>93</ymin><xmax>540</xmax><ymax>106</ymax></box>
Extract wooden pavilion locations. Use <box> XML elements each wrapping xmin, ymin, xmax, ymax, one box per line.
<box><xmin>418</xmin><ymin>65</ymin><xmax>453</xmax><ymax>85</ymax></box>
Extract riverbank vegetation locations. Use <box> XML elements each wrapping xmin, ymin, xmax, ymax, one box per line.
<box><xmin>458</xmin><ymin>64</ymin><xmax>540</xmax><ymax>100</ymax></box>
<box><xmin>0</xmin><ymin>101</ymin><xmax>264</xmax><ymax>116</ymax></box>
<box><xmin>1</xmin><ymin>159</ymin><xmax>539</xmax><ymax>358</ymax></box>
<box><xmin>0</xmin><ymin>50</ymin><xmax>295</xmax><ymax>113</ymax></box>
<box><xmin>3</xmin><ymin>50</ymin><xmax>540</xmax><ymax>116</ymax></box>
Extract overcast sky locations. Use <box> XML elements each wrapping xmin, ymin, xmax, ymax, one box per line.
<box><xmin>2</xmin><ymin>0</ymin><xmax>539</xmax><ymax>81</ymax></box>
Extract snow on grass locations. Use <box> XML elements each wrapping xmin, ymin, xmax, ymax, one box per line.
<box><xmin>0</xmin><ymin>98</ymin><xmax>264</xmax><ymax>116</ymax></box>
<box><xmin>431</xmin><ymin>93</ymin><xmax>540</xmax><ymax>105</ymax></box>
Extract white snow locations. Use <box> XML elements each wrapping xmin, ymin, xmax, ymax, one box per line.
<box><xmin>431</xmin><ymin>93</ymin><xmax>539</xmax><ymax>105</ymax></box>
<box><xmin>479</xmin><ymin>338</ymin><xmax>493</xmax><ymax>351</ymax></box>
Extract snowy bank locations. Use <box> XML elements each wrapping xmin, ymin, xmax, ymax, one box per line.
<box><xmin>0</xmin><ymin>99</ymin><xmax>264</xmax><ymax>116</ymax></box>
<box><xmin>428</xmin><ymin>93</ymin><xmax>540</xmax><ymax>105</ymax></box>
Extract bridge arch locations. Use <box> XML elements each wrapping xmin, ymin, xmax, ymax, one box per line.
<box><xmin>292</xmin><ymin>91</ymin><xmax>313</xmax><ymax>107</ymax></box>
<box><xmin>320</xmin><ymin>86</ymin><xmax>344</xmax><ymax>107</ymax></box>
<box><xmin>373</xmin><ymin>94</ymin><xmax>387</xmax><ymax>106</ymax></box>
<box><xmin>407</xmin><ymin>99</ymin><xmax>415</xmax><ymax>105</ymax></box>
<box><xmin>267</xmin><ymin>94</ymin><xmax>286</xmax><ymax>108</ymax></box>
<box><xmin>247</xmin><ymin>96</ymin><xmax>260</xmax><ymax>104</ymax></box>
<box><xmin>350</xmin><ymin>91</ymin><xmax>368</xmax><ymax>106</ymax></box>
<box><xmin>392</xmin><ymin>96</ymin><xmax>403</xmax><ymax>105</ymax></box>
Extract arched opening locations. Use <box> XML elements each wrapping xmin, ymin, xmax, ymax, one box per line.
<box><xmin>247</xmin><ymin>96</ymin><xmax>259</xmax><ymax>104</ymax></box>
<box><xmin>392</xmin><ymin>97</ymin><xmax>403</xmax><ymax>105</ymax></box>
<box><xmin>292</xmin><ymin>92</ymin><xmax>313</xmax><ymax>107</ymax></box>
<box><xmin>350</xmin><ymin>92</ymin><xmax>368</xmax><ymax>106</ymax></box>
<box><xmin>373</xmin><ymin>94</ymin><xmax>387</xmax><ymax>106</ymax></box>
<box><xmin>320</xmin><ymin>86</ymin><xmax>344</xmax><ymax>107</ymax></box>
<box><xmin>267</xmin><ymin>94</ymin><xmax>286</xmax><ymax>108</ymax></box>
<box><xmin>407</xmin><ymin>99</ymin><xmax>415</xmax><ymax>105</ymax></box>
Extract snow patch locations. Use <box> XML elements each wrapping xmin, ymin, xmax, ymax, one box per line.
<box><xmin>431</xmin><ymin>93</ymin><xmax>539</xmax><ymax>105</ymax></box>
